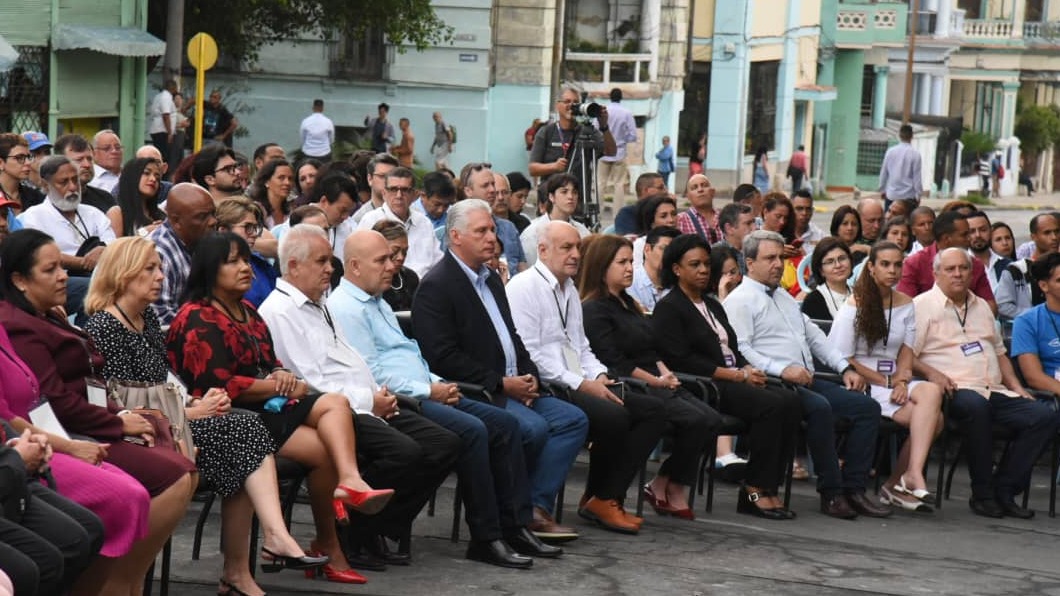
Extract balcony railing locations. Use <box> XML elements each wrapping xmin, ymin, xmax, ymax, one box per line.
<box><xmin>833</xmin><ymin>2</ymin><xmax>907</xmax><ymax>46</ymax></box>
<box><xmin>564</xmin><ymin>52</ymin><xmax>654</xmax><ymax>87</ymax></box>
<box><xmin>1023</xmin><ymin>20</ymin><xmax>1060</xmax><ymax>39</ymax></box>
<box><xmin>960</xmin><ymin>18</ymin><xmax>1014</xmax><ymax>38</ymax></box>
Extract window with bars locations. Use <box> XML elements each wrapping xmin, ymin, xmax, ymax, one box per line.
<box><xmin>0</xmin><ymin>46</ymin><xmax>48</xmax><ymax>133</ymax></box>
<box><xmin>329</xmin><ymin>30</ymin><xmax>385</xmax><ymax>81</ymax></box>
<box><xmin>856</xmin><ymin>140</ymin><xmax>889</xmax><ymax>176</ymax></box>
<box><xmin>746</xmin><ymin>60</ymin><xmax>778</xmax><ymax>154</ymax></box>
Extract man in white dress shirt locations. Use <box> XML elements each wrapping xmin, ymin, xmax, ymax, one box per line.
<box><xmin>258</xmin><ymin>223</ymin><xmax>459</xmax><ymax>566</ymax></box>
<box><xmin>299</xmin><ymin>99</ymin><xmax>335</xmax><ymax>161</ymax></box>
<box><xmin>356</xmin><ymin>167</ymin><xmax>442</xmax><ymax>276</ymax></box>
<box><xmin>507</xmin><ymin>221</ymin><xmax>665</xmax><ymax>534</ymax></box>
<box><xmin>88</xmin><ymin>130</ymin><xmax>123</xmax><ymax>194</ymax></box>
<box><xmin>723</xmin><ymin>230</ymin><xmax>891</xmax><ymax>520</ymax></box>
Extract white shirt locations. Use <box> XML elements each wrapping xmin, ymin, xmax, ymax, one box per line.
<box><xmin>148</xmin><ymin>89</ymin><xmax>176</xmax><ymax>135</ymax></box>
<box><xmin>507</xmin><ymin>260</ymin><xmax>608</xmax><ymax>390</ymax></box>
<box><xmin>800</xmin><ymin>223</ymin><xmax>827</xmax><ymax>255</ymax></box>
<box><xmin>300</xmin><ymin>112</ymin><xmax>335</xmax><ymax>158</ymax></box>
<box><xmin>330</xmin><ymin>217</ymin><xmax>356</xmax><ymax>264</ymax></box>
<box><xmin>722</xmin><ymin>276</ymin><xmax>849</xmax><ymax>376</ymax></box>
<box><xmin>351</xmin><ymin>198</ymin><xmax>382</xmax><ymax>224</ymax></box>
<box><xmin>357</xmin><ymin>204</ymin><xmax>442</xmax><ymax>276</ymax></box>
<box><xmin>88</xmin><ymin>164</ymin><xmax>119</xmax><ymax>194</ymax></box>
<box><xmin>600</xmin><ymin>102</ymin><xmax>638</xmax><ymax>162</ymax></box>
<box><xmin>18</xmin><ymin>197</ymin><xmax>116</xmax><ymax>255</ymax></box>
<box><xmin>258</xmin><ymin>278</ymin><xmax>377</xmax><ymax>415</ymax></box>
<box><xmin>519</xmin><ymin>214</ymin><xmax>591</xmax><ymax>266</ymax></box>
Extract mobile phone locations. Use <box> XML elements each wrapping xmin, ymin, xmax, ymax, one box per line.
<box><xmin>791</xmin><ymin>238</ymin><xmax>804</xmax><ymax>248</ymax></box>
<box><xmin>607</xmin><ymin>381</ymin><xmax>626</xmax><ymax>402</ymax></box>
<box><xmin>123</xmin><ymin>436</ymin><xmax>148</xmax><ymax>446</ymax></box>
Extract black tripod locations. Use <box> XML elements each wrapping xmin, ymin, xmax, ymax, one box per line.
<box><xmin>565</xmin><ymin>124</ymin><xmax>601</xmax><ymax>232</ymax></box>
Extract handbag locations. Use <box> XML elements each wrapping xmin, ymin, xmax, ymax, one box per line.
<box><xmin>108</xmin><ymin>379</ymin><xmax>195</xmax><ymax>461</ymax></box>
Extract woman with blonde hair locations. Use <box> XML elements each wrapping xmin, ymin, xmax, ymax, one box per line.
<box><xmin>84</xmin><ymin>236</ymin><xmax>327</xmax><ymax>596</ymax></box>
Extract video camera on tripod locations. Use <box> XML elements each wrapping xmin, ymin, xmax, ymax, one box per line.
<box><xmin>564</xmin><ymin>92</ymin><xmax>603</xmax><ymax>231</ymax></box>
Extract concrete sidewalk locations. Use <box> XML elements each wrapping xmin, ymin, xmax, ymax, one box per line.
<box><xmin>156</xmin><ymin>453</ymin><xmax>1060</xmax><ymax>595</ymax></box>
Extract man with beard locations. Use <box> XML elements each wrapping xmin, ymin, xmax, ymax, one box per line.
<box><xmin>191</xmin><ymin>144</ymin><xmax>244</xmax><ymax>203</ymax></box>
<box><xmin>966</xmin><ymin>210</ymin><xmax>1008</xmax><ymax>291</ymax></box>
<box><xmin>995</xmin><ymin>213</ymin><xmax>1060</xmax><ymax>320</ymax></box>
<box><xmin>54</xmin><ymin>134</ymin><xmax>117</xmax><ymax>214</ymax></box>
<box><xmin>18</xmin><ymin>155</ymin><xmax>116</xmax><ymax>316</ymax></box>
<box><xmin>148</xmin><ymin>183</ymin><xmax>219</xmax><ymax>324</ymax></box>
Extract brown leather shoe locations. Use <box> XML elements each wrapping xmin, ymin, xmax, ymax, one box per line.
<box><xmin>819</xmin><ymin>494</ymin><xmax>858</xmax><ymax>520</ymax></box>
<box><xmin>618</xmin><ymin>504</ymin><xmax>643</xmax><ymax>526</ymax></box>
<box><xmin>528</xmin><ymin>507</ymin><xmax>579</xmax><ymax>542</ymax></box>
<box><xmin>846</xmin><ymin>491</ymin><xmax>894</xmax><ymax>518</ymax></box>
<box><xmin>579</xmin><ymin>497</ymin><xmax>640</xmax><ymax>534</ymax></box>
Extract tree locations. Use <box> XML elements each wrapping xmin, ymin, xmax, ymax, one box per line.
<box><xmin>148</xmin><ymin>0</ymin><xmax>452</xmax><ymax>66</ymax></box>
<box><xmin>1014</xmin><ymin>104</ymin><xmax>1060</xmax><ymax>156</ymax></box>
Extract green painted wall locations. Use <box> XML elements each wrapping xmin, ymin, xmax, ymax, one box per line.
<box><xmin>0</xmin><ymin>5</ymin><xmax>51</xmax><ymax>46</ymax></box>
<box><xmin>826</xmin><ymin>49</ymin><xmax>865</xmax><ymax>187</ymax></box>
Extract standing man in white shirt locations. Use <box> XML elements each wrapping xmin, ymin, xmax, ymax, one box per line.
<box><xmin>597</xmin><ymin>88</ymin><xmax>638</xmax><ymax>207</ymax></box>
<box><xmin>148</xmin><ymin>80</ymin><xmax>178</xmax><ymax>173</ymax></box>
<box><xmin>357</xmin><ymin>167</ymin><xmax>442</xmax><ymax>276</ymax></box>
<box><xmin>300</xmin><ymin>99</ymin><xmax>335</xmax><ymax>162</ymax></box>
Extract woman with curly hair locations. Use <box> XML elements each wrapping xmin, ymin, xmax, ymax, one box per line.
<box><xmin>827</xmin><ymin>242</ymin><xmax>943</xmax><ymax>512</ymax></box>
<box><xmin>249</xmin><ymin>158</ymin><xmax>295</xmax><ymax>227</ymax></box>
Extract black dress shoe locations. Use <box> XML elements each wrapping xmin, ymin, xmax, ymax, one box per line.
<box><xmin>366</xmin><ymin>535</ymin><xmax>411</xmax><ymax>566</ymax></box>
<box><xmin>345</xmin><ymin>548</ymin><xmax>387</xmax><ymax>572</ymax></box>
<box><xmin>466</xmin><ymin>539</ymin><xmax>533</xmax><ymax>569</ymax></box>
<box><xmin>504</xmin><ymin>527</ymin><xmax>563</xmax><ymax>558</ymax></box>
<box><xmin>997</xmin><ymin>499</ymin><xmax>1035</xmax><ymax>519</ymax></box>
<box><xmin>820</xmin><ymin>494</ymin><xmax>858</xmax><ymax>520</ymax></box>
<box><xmin>968</xmin><ymin>497</ymin><xmax>1005</xmax><ymax>519</ymax></box>
<box><xmin>846</xmin><ymin>491</ymin><xmax>893</xmax><ymax>518</ymax></box>
<box><xmin>736</xmin><ymin>486</ymin><xmax>789</xmax><ymax>520</ymax></box>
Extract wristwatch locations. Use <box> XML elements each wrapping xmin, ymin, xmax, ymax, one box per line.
<box><xmin>598</xmin><ymin>125</ymin><xmax>610</xmax><ymax>133</ymax></box>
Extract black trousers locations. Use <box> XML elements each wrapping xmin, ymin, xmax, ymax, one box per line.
<box><xmin>349</xmin><ymin>409</ymin><xmax>461</xmax><ymax>540</ymax></box>
<box><xmin>655</xmin><ymin>387</ymin><xmax>720</xmax><ymax>486</ymax></box>
<box><xmin>567</xmin><ymin>388</ymin><xmax>667</xmax><ymax>503</ymax></box>
<box><xmin>716</xmin><ymin>380</ymin><xmax>802</xmax><ymax>491</ymax></box>
<box><xmin>0</xmin><ymin>483</ymin><xmax>103</xmax><ymax>596</ymax></box>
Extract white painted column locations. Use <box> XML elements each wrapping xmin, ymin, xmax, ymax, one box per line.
<box><xmin>936</xmin><ymin>0</ymin><xmax>952</xmax><ymax>37</ymax></box>
<box><xmin>930</xmin><ymin>75</ymin><xmax>944</xmax><ymax>115</ymax></box>
<box><xmin>917</xmin><ymin>73</ymin><xmax>932</xmax><ymax>115</ymax></box>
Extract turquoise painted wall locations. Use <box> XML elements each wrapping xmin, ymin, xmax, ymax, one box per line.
<box><xmin>774</xmin><ymin>0</ymin><xmax>801</xmax><ymax>163</ymax></box>
<box><xmin>825</xmin><ymin>50</ymin><xmax>865</xmax><ymax>187</ymax></box>
<box><xmin>704</xmin><ymin>0</ymin><xmax>752</xmax><ymax>185</ymax></box>
<box><xmin>486</xmin><ymin>84</ymin><xmax>550</xmax><ymax>175</ymax></box>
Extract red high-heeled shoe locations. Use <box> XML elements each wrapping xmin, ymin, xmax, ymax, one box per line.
<box><xmin>333</xmin><ymin>485</ymin><xmax>394</xmax><ymax>516</ymax></box>
<box><xmin>303</xmin><ymin>551</ymin><xmax>368</xmax><ymax>585</ymax></box>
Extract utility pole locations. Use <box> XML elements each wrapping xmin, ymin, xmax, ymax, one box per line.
<box><xmin>550</xmin><ymin>0</ymin><xmax>566</xmax><ymax>108</ymax></box>
<box><xmin>902</xmin><ymin>0</ymin><xmax>920</xmax><ymax>124</ymax></box>
<box><xmin>164</xmin><ymin>0</ymin><xmax>185</xmax><ymax>86</ymax></box>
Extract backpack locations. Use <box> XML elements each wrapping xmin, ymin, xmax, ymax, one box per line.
<box><xmin>449</xmin><ymin>124</ymin><xmax>457</xmax><ymax>144</ymax></box>
<box><xmin>998</xmin><ymin>164</ymin><xmax>1005</xmax><ymax>178</ymax></box>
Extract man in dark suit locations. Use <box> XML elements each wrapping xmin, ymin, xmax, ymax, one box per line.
<box><xmin>413</xmin><ymin>199</ymin><xmax>589</xmax><ymax>559</ymax></box>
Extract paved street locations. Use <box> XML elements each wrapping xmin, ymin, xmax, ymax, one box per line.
<box><xmin>158</xmin><ymin>453</ymin><xmax>1060</xmax><ymax>596</ymax></box>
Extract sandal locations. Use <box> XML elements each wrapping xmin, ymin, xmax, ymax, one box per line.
<box><xmin>218</xmin><ymin>578</ymin><xmax>265</xmax><ymax>596</ymax></box>
<box><xmin>894</xmin><ymin>475</ymin><xmax>935</xmax><ymax>504</ymax></box>
<box><xmin>880</xmin><ymin>486</ymin><xmax>933</xmax><ymax>513</ymax></box>
<box><xmin>791</xmin><ymin>459</ymin><xmax>810</xmax><ymax>481</ymax></box>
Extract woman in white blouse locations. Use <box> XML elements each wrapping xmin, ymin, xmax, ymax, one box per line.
<box><xmin>828</xmin><ymin>242</ymin><xmax>944</xmax><ymax>512</ymax></box>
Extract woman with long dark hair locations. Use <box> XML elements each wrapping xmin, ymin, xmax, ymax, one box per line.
<box><xmin>249</xmin><ymin>159</ymin><xmax>295</xmax><ymax>227</ymax></box>
<box><xmin>828</xmin><ymin>242</ymin><xmax>943</xmax><ymax>511</ymax></box>
<box><xmin>108</xmin><ymin>157</ymin><xmax>166</xmax><ymax>237</ymax></box>
<box><xmin>293</xmin><ymin>158</ymin><xmax>323</xmax><ymax>207</ymax></box>
<box><xmin>829</xmin><ymin>204</ymin><xmax>870</xmax><ymax>261</ymax></box>
<box><xmin>651</xmin><ymin>234</ymin><xmax>802</xmax><ymax>519</ymax></box>
<box><xmin>801</xmin><ymin>237</ymin><xmax>853</xmax><ymax>322</ymax></box>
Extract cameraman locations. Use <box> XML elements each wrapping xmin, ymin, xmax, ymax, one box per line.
<box><xmin>529</xmin><ymin>87</ymin><xmax>616</xmax><ymax>189</ymax></box>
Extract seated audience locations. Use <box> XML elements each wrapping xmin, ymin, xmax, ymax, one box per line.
<box><xmin>351</xmin><ymin>154</ymin><xmax>397</xmax><ymax>224</ymax></box>
<box><xmin>411</xmin><ymin>171</ymin><xmax>456</xmax><ymax>231</ymax></box>
<box><xmin>520</xmin><ymin>174</ymin><xmax>590</xmax><ymax>266</ymax></box>
<box><xmin>991</xmin><ymin>221</ymin><xmax>1017</xmax><ymax>261</ymax></box>
<box><xmin>508</xmin><ymin>222</ymin><xmax>667</xmax><ymax>533</ymax></box>
<box><xmin>614</xmin><ymin>172</ymin><xmax>667</xmax><ymax>235</ymax></box>
<box><xmin>651</xmin><ymin>234</ymin><xmax>802</xmax><ymax>519</ymax></box>
<box><xmin>724</xmin><ymin>230</ymin><xmax>890</xmax><ymax>520</ymax></box>
<box><xmin>166</xmin><ymin>232</ymin><xmax>394</xmax><ymax>585</ymax></box>
<box><xmin>0</xmin><ymin>229</ymin><xmax>196</xmax><ymax>592</ymax></box>
<box><xmin>372</xmin><ymin>220</ymin><xmax>420</xmax><ymax>311</ymax></box>
<box><xmin>792</xmin><ymin>189</ymin><xmax>825</xmax><ymax>255</ymax></box>
<box><xmin>880</xmin><ymin>216</ymin><xmax>912</xmax><ymax>253</ymax></box>
<box><xmin>191</xmin><ymin>144</ymin><xmax>243</xmax><ymax>205</ymax></box>
<box><xmin>913</xmin><ymin>247</ymin><xmax>1059</xmax><ymax>519</ymax></box>
<box><xmin>897</xmin><ymin>210</ymin><xmax>996</xmax><ymax>312</ymax></box>
<box><xmin>886</xmin><ymin>198</ymin><xmax>918</xmax><ymax>221</ymax></box>
<box><xmin>83</xmin><ymin>236</ymin><xmax>325</xmax><ymax>595</ymax></box>
<box><xmin>577</xmin><ymin>234</ymin><xmax>722</xmax><ymax>520</ymax></box>
<box><xmin>711</xmin><ymin>202</ymin><xmax>754</xmax><ymax>274</ymax></box>
<box><xmin>293</xmin><ymin>158</ymin><xmax>322</xmax><ymax>207</ymax></box>
<box><xmin>505</xmin><ymin>172</ymin><xmax>533</xmax><ymax>233</ymax></box>
<box><xmin>108</xmin><ymin>157</ymin><xmax>166</xmax><ymax>238</ymax></box>
<box><xmin>89</xmin><ymin>130</ymin><xmax>123</xmax><ymax>194</ymax></box>
<box><xmin>330</xmin><ymin>228</ymin><xmax>569</xmax><ymax>567</ymax></box>
<box><xmin>1015</xmin><ymin>212</ymin><xmax>1060</xmax><ymax>260</ymax></box>
<box><xmin>413</xmin><ymin>200</ymin><xmax>589</xmax><ymax>547</ymax></box>
<box><xmin>149</xmin><ymin>183</ymin><xmax>219</xmax><ymax>324</ymax></box>
<box><xmin>995</xmin><ymin>213</ymin><xmax>1059</xmax><ymax>320</ymax></box>
<box><xmin>675</xmin><ymin>174</ymin><xmax>721</xmax><ymax>243</ymax></box>
<box><xmin>0</xmin><ymin>133</ymin><xmax>45</xmax><ymax>213</ymax></box>
<box><xmin>357</xmin><ymin>166</ymin><xmax>443</xmax><ymax>276</ymax></box>
<box><xmin>966</xmin><ymin>210</ymin><xmax>1008</xmax><ymax>292</ymax></box>
<box><xmin>629</xmin><ymin>226</ymin><xmax>679</xmax><ymax>311</ymax></box>
<box><xmin>829</xmin><ymin>204</ymin><xmax>868</xmax><ymax>261</ymax></box>
<box><xmin>828</xmin><ymin>242</ymin><xmax>943</xmax><ymax>512</ymax></box>
<box><xmin>54</xmin><ymin>133</ymin><xmax>117</xmax><ymax>215</ymax></box>
<box><xmin>908</xmin><ymin>205</ymin><xmax>936</xmax><ymax>254</ymax></box>
<box><xmin>732</xmin><ymin>183</ymin><xmax>763</xmax><ymax>220</ymax></box>
<box><xmin>1012</xmin><ymin>252</ymin><xmax>1060</xmax><ymax>396</ymax></box>
<box><xmin>216</xmin><ymin>198</ymin><xmax>277</xmax><ymax>307</ymax></box>
<box><xmin>801</xmin><ymin>237</ymin><xmax>853</xmax><ymax>322</ymax></box>
<box><xmin>459</xmin><ymin>162</ymin><xmax>527</xmax><ymax>272</ymax></box>
<box><xmin>856</xmin><ymin>198</ymin><xmax>884</xmax><ymax>245</ymax></box>
<box><xmin>708</xmin><ymin>244</ymin><xmax>743</xmax><ymax>302</ymax></box>
<box><xmin>249</xmin><ymin>158</ymin><xmax>295</xmax><ymax>228</ymax></box>
<box><xmin>631</xmin><ymin>194</ymin><xmax>677</xmax><ymax>271</ymax></box>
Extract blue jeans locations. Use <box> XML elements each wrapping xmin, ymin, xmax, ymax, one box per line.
<box><xmin>418</xmin><ymin>397</ymin><xmax>532</xmax><ymax>541</ymax></box>
<box><xmin>503</xmin><ymin>395</ymin><xmax>588</xmax><ymax>514</ymax></box>
<box><xmin>796</xmin><ymin>380</ymin><xmax>881</xmax><ymax>495</ymax></box>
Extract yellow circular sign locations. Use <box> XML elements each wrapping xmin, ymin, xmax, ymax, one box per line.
<box><xmin>187</xmin><ymin>33</ymin><xmax>218</xmax><ymax>70</ymax></box>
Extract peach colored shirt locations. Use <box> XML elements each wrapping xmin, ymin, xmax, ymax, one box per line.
<box><xmin>913</xmin><ymin>285</ymin><xmax>1016</xmax><ymax>398</ymax></box>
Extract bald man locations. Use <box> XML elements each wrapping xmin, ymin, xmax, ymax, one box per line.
<box><xmin>507</xmin><ymin>221</ymin><xmax>667</xmax><ymax>534</ymax></box>
<box><xmin>856</xmin><ymin>198</ymin><xmax>884</xmax><ymax>244</ymax></box>
<box><xmin>133</xmin><ymin>144</ymin><xmax>173</xmax><ymax>204</ymax></box>
<box><xmin>676</xmin><ymin>174</ymin><xmax>721</xmax><ymax>243</ymax></box>
<box><xmin>149</xmin><ymin>183</ymin><xmax>218</xmax><ymax>323</ymax></box>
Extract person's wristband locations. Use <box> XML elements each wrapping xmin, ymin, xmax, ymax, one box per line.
<box><xmin>741</xmin><ymin>369</ymin><xmax>749</xmax><ymax>382</ymax></box>
<box><xmin>885</xmin><ymin>374</ymin><xmax>892</xmax><ymax>389</ymax></box>
<box><xmin>117</xmin><ymin>409</ymin><xmax>131</xmax><ymax>417</ymax></box>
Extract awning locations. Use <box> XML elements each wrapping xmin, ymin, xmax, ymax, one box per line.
<box><xmin>52</xmin><ymin>24</ymin><xmax>165</xmax><ymax>57</ymax></box>
<box><xmin>0</xmin><ymin>34</ymin><xmax>18</xmax><ymax>72</ymax></box>
<box><xmin>794</xmin><ymin>84</ymin><xmax>838</xmax><ymax>102</ymax></box>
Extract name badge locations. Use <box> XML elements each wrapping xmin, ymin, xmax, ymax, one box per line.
<box><xmin>85</xmin><ymin>378</ymin><xmax>108</xmax><ymax>408</ymax></box>
<box><xmin>960</xmin><ymin>341</ymin><xmax>984</xmax><ymax>357</ymax></box>
<box><xmin>562</xmin><ymin>343</ymin><xmax>584</xmax><ymax>377</ymax></box>
<box><xmin>28</xmin><ymin>401</ymin><xmax>71</xmax><ymax>441</ymax></box>
<box><xmin>723</xmin><ymin>354</ymin><xmax>736</xmax><ymax>368</ymax></box>
<box><xmin>876</xmin><ymin>360</ymin><xmax>895</xmax><ymax>374</ymax></box>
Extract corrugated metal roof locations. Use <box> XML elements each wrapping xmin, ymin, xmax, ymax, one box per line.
<box><xmin>52</xmin><ymin>24</ymin><xmax>165</xmax><ymax>57</ymax></box>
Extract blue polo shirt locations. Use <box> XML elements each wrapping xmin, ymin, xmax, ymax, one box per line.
<box><xmin>1011</xmin><ymin>303</ymin><xmax>1060</xmax><ymax>377</ymax></box>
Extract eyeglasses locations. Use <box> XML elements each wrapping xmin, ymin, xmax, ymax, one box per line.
<box><xmin>4</xmin><ymin>154</ymin><xmax>31</xmax><ymax>164</ymax></box>
<box><xmin>214</xmin><ymin>164</ymin><xmax>240</xmax><ymax>176</ymax></box>
<box><xmin>231</xmin><ymin>223</ymin><xmax>262</xmax><ymax>237</ymax></box>
<box><xmin>823</xmin><ymin>255</ymin><xmax>850</xmax><ymax>268</ymax></box>
<box><xmin>96</xmin><ymin>144</ymin><xmax>123</xmax><ymax>153</ymax></box>
<box><xmin>386</xmin><ymin>186</ymin><xmax>415</xmax><ymax>195</ymax></box>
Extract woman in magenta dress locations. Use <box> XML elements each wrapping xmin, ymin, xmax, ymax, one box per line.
<box><xmin>0</xmin><ymin>229</ymin><xmax>196</xmax><ymax>595</ymax></box>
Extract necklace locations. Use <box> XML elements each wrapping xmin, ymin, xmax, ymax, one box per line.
<box><xmin>213</xmin><ymin>296</ymin><xmax>248</xmax><ymax>323</ymax></box>
<box><xmin>391</xmin><ymin>269</ymin><xmax>404</xmax><ymax>291</ymax></box>
<box><xmin>114</xmin><ymin>302</ymin><xmax>142</xmax><ymax>332</ymax></box>
<box><xmin>824</xmin><ymin>284</ymin><xmax>849</xmax><ymax>312</ymax></box>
